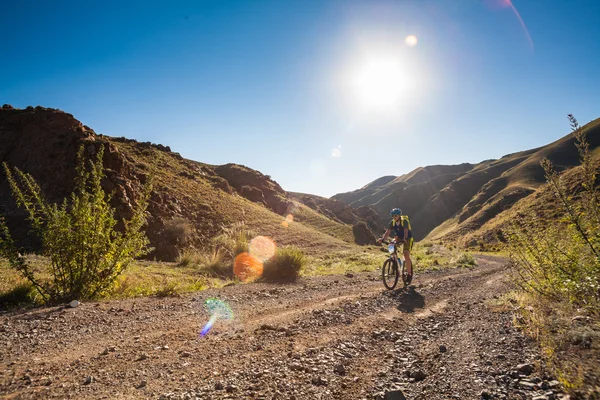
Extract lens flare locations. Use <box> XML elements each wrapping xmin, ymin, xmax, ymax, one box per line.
<box><xmin>281</xmin><ymin>214</ymin><xmax>293</xmax><ymax>227</ymax></box>
<box><xmin>405</xmin><ymin>35</ymin><xmax>418</xmax><ymax>47</ymax></box>
<box><xmin>484</xmin><ymin>0</ymin><xmax>534</xmax><ymax>49</ymax></box>
<box><xmin>200</xmin><ymin>298</ymin><xmax>233</xmax><ymax>338</ymax></box>
<box><xmin>234</xmin><ymin>252</ymin><xmax>264</xmax><ymax>282</ymax></box>
<box><xmin>331</xmin><ymin>146</ymin><xmax>342</xmax><ymax>158</ymax></box>
<box><xmin>249</xmin><ymin>236</ymin><xmax>276</xmax><ymax>261</ymax></box>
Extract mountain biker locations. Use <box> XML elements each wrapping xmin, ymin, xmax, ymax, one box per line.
<box><xmin>376</xmin><ymin>208</ymin><xmax>414</xmax><ymax>284</ymax></box>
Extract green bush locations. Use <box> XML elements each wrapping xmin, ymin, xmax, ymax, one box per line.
<box><xmin>262</xmin><ymin>246</ymin><xmax>306</xmax><ymax>282</ymax></box>
<box><xmin>0</xmin><ymin>145</ymin><xmax>151</xmax><ymax>303</ymax></box>
<box><xmin>456</xmin><ymin>253</ymin><xmax>477</xmax><ymax>266</ymax></box>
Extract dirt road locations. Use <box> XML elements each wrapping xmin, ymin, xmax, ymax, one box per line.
<box><xmin>0</xmin><ymin>256</ymin><xmax>567</xmax><ymax>399</ymax></box>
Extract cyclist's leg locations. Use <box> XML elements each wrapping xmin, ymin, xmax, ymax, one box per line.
<box><xmin>403</xmin><ymin>238</ymin><xmax>414</xmax><ymax>276</ymax></box>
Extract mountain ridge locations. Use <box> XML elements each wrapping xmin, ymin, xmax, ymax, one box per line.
<box><xmin>332</xmin><ymin>117</ymin><xmax>600</xmax><ymax>245</ymax></box>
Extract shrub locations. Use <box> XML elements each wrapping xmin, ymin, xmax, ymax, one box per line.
<box><xmin>262</xmin><ymin>246</ymin><xmax>306</xmax><ymax>282</ymax></box>
<box><xmin>507</xmin><ymin>115</ymin><xmax>600</xmax><ymax>314</ymax></box>
<box><xmin>456</xmin><ymin>253</ymin><xmax>477</xmax><ymax>266</ymax></box>
<box><xmin>212</xmin><ymin>221</ymin><xmax>253</xmax><ymax>259</ymax></box>
<box><xmin>177</xmin><ymin>247</ymin><xmax>231</xmax><ymax>278</ymax></box>
<box><xmin>163</xmin><ymin>217</ymin><xmax>193</xmax><ymax>247</ymax></box>
<box><xmin>0</xmin><ymin>145</ymin><xmax>151</xmax><ymax>303</ymax></box>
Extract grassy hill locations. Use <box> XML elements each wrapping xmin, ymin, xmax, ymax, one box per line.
<box><xmin>0</xmin><ymin>106</ymin><xmax>362</xmax><ymax>261</ymax></box>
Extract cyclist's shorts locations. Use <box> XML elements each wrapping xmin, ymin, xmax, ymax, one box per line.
<box><xmin>403</xmin><ymin>238</ymin><xmax>414</xmax><ymax>252</ymax></box>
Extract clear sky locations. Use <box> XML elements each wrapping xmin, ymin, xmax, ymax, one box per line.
<box><xmin>1</xmin><ymin>0</ymin><xmax>599</xmax><ymax>197</ymax></box>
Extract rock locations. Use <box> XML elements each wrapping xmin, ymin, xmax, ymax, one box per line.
<box><xmin>384</xmin><ymin>390</ymin><xmax>407</xmax><ymax>400</ymax></box>
<box><xmin>69</xmin><ymin>300</ymin><xmax>80</xmax><ymax>308</ymax></box>
<box><xmin>83</xmin><ymin>376</ymin><xmax>94</xmax><ymax>385</ymax></box>
<box><xmin>439</xmin><ymin>345</ymin><xmax>447</xmax><ymax>353</ymax></box>
<box><xmin>517</xmin><ymin>363</ymin><xmax>534</xmax><ymax>375</ymax></box>
<box><xmin>136</xmin><ymin>380</ymin><xmax>147</xmax><ymax>389</ymax></box>
<box><xmin>345</xmin><ymin>272</ymin><xmax>355</xmax><ymax>278</ymax></box>
<box><xmin>496</xmin><ymin>354</ymin><xmax>506</xmax><ymax>360</ymax></box>
<box><xmin>480</xmin><ymin>390</ymin><xmax>492</xmax><ymax>399</ymax></box>
<box><xmin>161</xmin><ymin>345</ymin><xmax>169</xmax><ymax>350</ymax></box>
<box><xmin>548</xmin><ymin>380</ymin><xmax>561</xmax><ymax>389</ymax></box>
<box><xmin>225</xmin><ymin>384</ymin><xmax>237</xmax><ymax>393</ymax></box>
<box><xmin>214</xmin><ymin>382</ymin><xmax>224</xmax><ymax>390</ymax></box>
<box><xmin>532</xmin><ymin>396</ymin><xmax>549</xmax><ymax>400</ymax></box>
<box><xmin>518</xmin><ymin>381</ymin><xmax>537</xmax><ymax>390</ymax></box>
<box><xmin>180</xmin><ymin>351</ymin><xmax>192</xmax><ymax>358</ymax></box>
<box><xmin>334</xmin><ymin>364</ymin><xmax>347</xmax><ymax>375</ymax></box>
<box><xmin>352</xmin><ymin>221</ymin><xmax>377</xmax><ymax>245</ymax></box>
<box><xmin>290</xmin><ymin>363</ymin><xmax>304</xmax><ymax>371</ymax></box>
<box><xmin>311</xmin><ymin>376</ymin><xmax>328</xmax><ymax>386</ymax></box>
<box><xmin>136</xmin><ymin>353</ymin><xmax>149</xmax><ymax>361</ymax></box>
<box><xmin>410</xmin><ymin>369</ymin><xmax>427</xmax><ymax>382</ymax></box>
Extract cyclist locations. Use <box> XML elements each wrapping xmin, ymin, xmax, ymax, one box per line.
<box><xmin>376</xmin><ymin>208</ymin><xmax>414</xmax><ymax>284</ymax></box>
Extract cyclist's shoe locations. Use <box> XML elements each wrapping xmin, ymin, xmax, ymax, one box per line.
<box><xmin>406</xmin><ymin>274</ymin><xmax>413</xmax><ymax>285</ymax></box>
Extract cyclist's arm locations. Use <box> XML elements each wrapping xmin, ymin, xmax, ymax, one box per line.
<box><xmin>380</xmin><ymin>229</ymin><xmax>391</xmax><ymax>242</ymax></box>
<box><xmin>403</xmin><ymin>228</ymin><xmax>409</xmax><ymax>242</ymax></box>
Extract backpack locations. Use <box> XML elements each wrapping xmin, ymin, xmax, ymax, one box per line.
<box><xmin>392</xmin><ymin>216</ymin><xmax>412</xmax><ymax>238</ymax></box>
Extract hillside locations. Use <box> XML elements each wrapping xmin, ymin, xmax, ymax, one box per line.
<box><xmin>333</xmin><ymin>117</ymin><xmax>600</xmax><ymax>244</ymax></box>
<box><xmin>0</xmin><ymin>105</ymin><xmax>374</xmax><ymax>261</ymax></box>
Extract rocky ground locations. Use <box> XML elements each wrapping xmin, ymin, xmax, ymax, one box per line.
<box><xmin>1</xmin><ymin>255</ymin><xmax>569</xmax><ymax>399</ymax></box>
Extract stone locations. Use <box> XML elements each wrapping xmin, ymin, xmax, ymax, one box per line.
<box><xmin>384</xmin><ymin>390</ymin><xmax>407</xmax><ymax>400</ymax></box>
<box><xmin>439</xmin><ymin>345</ymin><xmax>447</xmax><ymax>353</ymax></box>
<box><xmin>518</xmin><ymin>381</ymin><xmax>537</xmax><ymax>390</ymax></box>
<box><xmin>334</xmin><ymin>364</ymin><xmax>347</xmax><ymax>375</ymax></box>
<box><xmin>410</xmin><ymin>370</ymin><xmax>427</xmax><ymax>382</ymax></box>
<box><xmin>517</xmin><ymin>363</ymin><xmax>534</xmax><ymax>375</ymax></box>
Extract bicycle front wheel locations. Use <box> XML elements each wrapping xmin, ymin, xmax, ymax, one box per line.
<box><xmin>382</xmin><ymin>258</ymin><xmax>399</xmax><ymax>290</ymax></box>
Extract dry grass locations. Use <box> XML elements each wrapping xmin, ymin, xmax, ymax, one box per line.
<box><xmin>262</xmin><ymin>246</ymin><xmax>306</xmax><ymax>282</ymax></box>
<box><xmin>177</xmin><ymin>247</ymin><xmax>232</xmax><ymax>278</ymax></box>
<box><xmin>0</xmin><ymin>256</ymin><xmax>231</xmax><ymax>303</ymax></box>
<box><xmin>291</xmin><ymin>203</ymin><xmax>354</xmax><ymax>243</ymax></box>
<box><xmin>509</xmin><ymin>292</ymin><xmax>600</xmax><ymax>397</ymax></box>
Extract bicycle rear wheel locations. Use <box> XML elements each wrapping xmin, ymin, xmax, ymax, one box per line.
<box><xmin>382</xmin><ymin>258</ymin><xmax>399</xmax><ymax>290</ymax></box>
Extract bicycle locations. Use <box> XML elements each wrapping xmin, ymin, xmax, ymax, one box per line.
<box><xmin>381</xmin><ymin>239</ymin><xmax>408</xmax><ymax>290</ymax></box>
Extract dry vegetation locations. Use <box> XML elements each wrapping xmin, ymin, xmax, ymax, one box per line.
<box><xmin>505</xmin><ymin>115</ymin><xmax>600</xmax><ymax>397</ymax></box>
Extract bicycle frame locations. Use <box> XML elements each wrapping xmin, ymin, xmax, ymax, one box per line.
<box><xmin>386</xmin><ymin>241</ymin><xmax>404</xmax><ymax>266</ymax></box>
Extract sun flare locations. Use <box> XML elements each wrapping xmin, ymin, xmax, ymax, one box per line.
<box><xmin>351</xmin><ymin>55</ymin><xmax>408</xmax><ymax>110</ymax></box>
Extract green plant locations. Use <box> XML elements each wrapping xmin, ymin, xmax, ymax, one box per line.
<box><xmin>212</xmin><ymin>221</ymin><xmax>253</xmax><ymax>258</ymax></box>
<box><xmin>0</xmin><ymin>145</ymin><xmax>152</xmax><ymax>303</ymax></box>
<box><xmin>507</xmin><ymin>115</ymin><xmax>600</xmax><ymax>314</ymax></box>
<box><xmin>456</xmin><ymin>253</ymin><xmax>477</xmax><ymax>266</ymax></box>
<box><xmin>177</xmin><ymin>247</ymin><xmax>231</xmax><ymax>278</ymax></box>
<box><xmin>262</xmin><ymin>246</ymin><xmax>306</xmax><ymax>282</ymax></box>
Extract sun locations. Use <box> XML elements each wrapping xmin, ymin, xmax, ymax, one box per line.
<box><xmin>350</xmin><ymin>55</ymin><xmax>408</xmax><ymax>110</ymax></box>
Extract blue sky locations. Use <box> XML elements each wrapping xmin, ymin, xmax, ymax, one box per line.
<box><xmin>1</xmin><ymin>0</ymin><xmax>599</xmax><ymax>197</ymax></box>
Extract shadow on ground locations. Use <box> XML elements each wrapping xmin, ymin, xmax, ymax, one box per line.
<box><xmin>393</xmin><ymin>287</ymin><xmax>425</xmax><ymax>313</ymax></box>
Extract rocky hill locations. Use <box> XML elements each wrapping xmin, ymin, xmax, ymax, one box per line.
<box><xmin>333</xmin><ymin>117</ymin><xmax>600</xmax><ymax>245</ymax></box>
<box><xmin>0</xmin><ymin>105</ymin><xmax>378</xmax><ymax>260</ymax></box>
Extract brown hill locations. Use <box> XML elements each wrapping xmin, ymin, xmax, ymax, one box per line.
<box><xmin>0</xmin><ymin>105</ymin><xmax>367</xmax><ymax>261</ymax></box>
<box><xmin>333</xmin><ymin>117</ymin><xmax>600</xmax><ymax>244</ymax></box>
